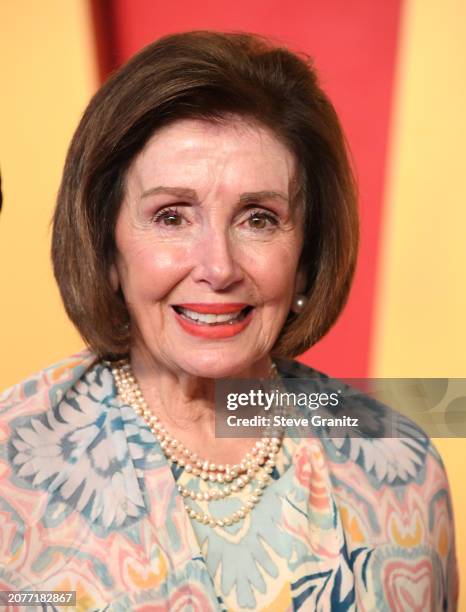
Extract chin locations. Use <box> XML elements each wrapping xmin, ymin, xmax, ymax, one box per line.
<box><xmin>177</xmin><ymin>352</ymin><xmax>257</xmax><ymax>379</ymax></box>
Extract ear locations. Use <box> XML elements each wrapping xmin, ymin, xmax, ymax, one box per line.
<box><xmin>294</xmin><ymin>262</ymin><xmax>307</xmax><ymax>294</ymax></box>
<box><xmin>109</xmin><ymin>262</ymin><xmax>120</xmax><ymax>292</ymax></box>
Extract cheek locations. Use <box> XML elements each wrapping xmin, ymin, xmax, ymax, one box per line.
<box><xmin>117</xmin><ymin>243</ymin><xmax>191</xmax><ymax>302</ymax></box>
<box><xmin>244</xmin><ymin>242</ymin><xmax>301</xmax><ymax>302</ymax></box>
<box><xmin>267</xmin><ymin>268</ymin><xmax>298</xmax><ymax>303</ymax></box>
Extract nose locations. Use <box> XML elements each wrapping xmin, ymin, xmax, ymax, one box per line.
<box><xmin>191</xmin><ymin>227</ymin><xmax>244</xmax><ymax>290</ymax></box>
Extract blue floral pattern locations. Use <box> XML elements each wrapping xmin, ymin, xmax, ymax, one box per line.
<box><xmin>0</xmin><ymin>352</ymin><xmax>458</xmax><ymax>611</ymax></box>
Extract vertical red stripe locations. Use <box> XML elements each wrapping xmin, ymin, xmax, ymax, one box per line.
<box><xmin>94</xmin><ymin>0</ymin><xmax>403</xmax><ymax>377</ymax></box>
<box><xmin>89</xmin><ymin>0</ymin><xmax>118</xmax><ymax>81</ymax></box>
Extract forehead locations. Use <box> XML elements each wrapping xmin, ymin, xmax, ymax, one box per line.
<box><xmin>126</xmin><ymin>116</ymin><xmax>298</xmax><ymax>194</ymax></box>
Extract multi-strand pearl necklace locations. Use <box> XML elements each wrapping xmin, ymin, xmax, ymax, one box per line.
<box><xmin>111</xmin><ymin>359</ymin><xmax>282</xmax><ymax>529</ymax></box>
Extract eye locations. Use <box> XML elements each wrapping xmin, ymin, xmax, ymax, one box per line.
<box><xmin>152</xmin><ymin>207</ymin><xmax>184</xmax><ymax>226</ymax></box>
<box><xmin>245</xmin><ymin>210</ymin><xmax>279</xmax><ymax>230</ymax></box>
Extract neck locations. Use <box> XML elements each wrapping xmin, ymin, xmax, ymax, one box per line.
<box><xmin>128</xmin><ymin>344</ymin><xmax>273</xmax><ymax>435</ymax></box>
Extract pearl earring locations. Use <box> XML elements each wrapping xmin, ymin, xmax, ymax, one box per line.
<box><xmin>291</xmin><ymin>294</ymin><xmax>308</xmax><ymax>314</ymax></box>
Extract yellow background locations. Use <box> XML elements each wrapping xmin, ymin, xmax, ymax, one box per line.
<box><xmin>1</xmin><ymin>0</ymin><xmax>464</xmax><ymax>606</ymax></box>
<box><xmin>0</xmin><ymin>0</ymin><xmax>93</xmax><ymax>384</ymax></box>
<box><xmin>374</xmin><ymin>0</ymin><xmax>466</xmax><ymax>606</ymax></box>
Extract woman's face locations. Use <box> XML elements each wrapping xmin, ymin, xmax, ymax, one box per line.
<box><xmin>111</xmin><ymin>117</ymin><xmax>305</xmax><ymax>377</ymax></box>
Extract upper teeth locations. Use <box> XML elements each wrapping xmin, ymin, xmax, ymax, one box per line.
<box><xmin>178</xmin><ymin>307</ymin><xmax>243</xmax><ymax>323</ymax></box>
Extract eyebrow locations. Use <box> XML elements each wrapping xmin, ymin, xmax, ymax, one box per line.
<box><xmin>141</xmin><ymin>186</ymin><xmax>199</xmax><ymax>201</ymax></box>
<box><xmin>239</xmin><ymin>190</ymin><xmax>289</xmax><ymax>204</ymax></box>
<box><xmin>141</xmin><ymin>186</ymin><xmax>289</xmax><ymax>204</ymax></box>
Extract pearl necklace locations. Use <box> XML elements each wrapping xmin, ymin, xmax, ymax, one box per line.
<box><xmin>111</xmin><ymin>359</ymin><xmax>283</xmax><ymax>529</ymax></box>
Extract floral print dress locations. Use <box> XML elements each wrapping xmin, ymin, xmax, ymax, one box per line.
<box><xmin>0</xmin><ymin>352</ymin><xmax>458</xmax><ymax>611</ymax></box>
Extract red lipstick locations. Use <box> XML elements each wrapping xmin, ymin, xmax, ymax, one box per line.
<box><xmin>171</xmin><ymin>303</ymin><xmax>254</xmax><ymax>339</ymax></box>
<box><xmin>173</xmin><ymin>303</ymin><xmax>249</xmax><ymax>314</ymax></box>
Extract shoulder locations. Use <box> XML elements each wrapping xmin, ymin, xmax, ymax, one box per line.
<box><xmin>0</xmin><ymin>353</ymin><xmax>145</xmax><ymax>533</ymax></box>
<box><xmin>275</xmin><ymin>357</ymin><xmax>448</xmax><ymax>484</ymax></box>
<box><xmin>0</xmin><ymin>350</ymin><xmax>98</xmax><ymax>421</ymax></box>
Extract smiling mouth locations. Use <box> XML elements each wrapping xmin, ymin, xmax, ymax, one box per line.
<box><xmin>172</xmin><ymin>305</ymin><xmax>254</xmax><ymax>325</ymax></box>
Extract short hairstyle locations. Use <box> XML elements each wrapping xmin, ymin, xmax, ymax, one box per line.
<box><xmin>52</xmin><ymin>31</ymin><xmax>358</xmax><ymax>359</ymax></box>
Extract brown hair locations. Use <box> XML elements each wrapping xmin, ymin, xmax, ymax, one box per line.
<box><xmin>52</xmin><ymin>31</ymin><xmax>358</xmax><ymax>359</ymax></box>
